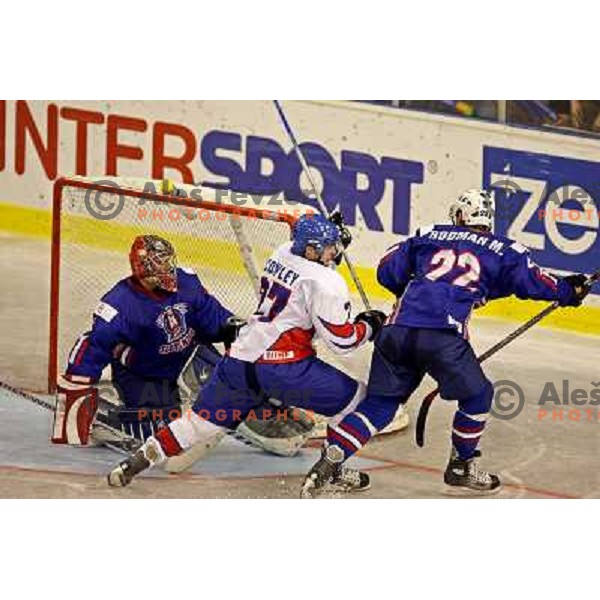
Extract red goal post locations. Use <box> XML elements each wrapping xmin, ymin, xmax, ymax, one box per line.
<box><xmin>48</xmin><ymin>177</ymin><xmax>308</xmax><ymax>393</ymax></box>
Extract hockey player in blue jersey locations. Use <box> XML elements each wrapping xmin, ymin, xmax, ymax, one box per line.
<box><xmin>106</xmin><ymin>214</ymin><xmax>389</xmax><ymax>489</ymax></box>
<box><xmin>301</xmin><ymin>188</ymin><xmax>591</xmax><ymax>497</ymax></box>
<box><xmin>52</xmin><ymin>235</ymin><xmax>243</xmax><ymax>445</ymax></box>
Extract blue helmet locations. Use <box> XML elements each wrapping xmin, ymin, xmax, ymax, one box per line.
<box><xmin>291</xmin><ymin>214</ymin><xmax>340</xmax><ymax>258</ymax></box>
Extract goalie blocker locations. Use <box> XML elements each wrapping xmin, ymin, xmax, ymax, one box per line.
<box><xmin>52</xmin><ymin>374</ymin><xmax>98</xmax><ymax>445</ymax></box>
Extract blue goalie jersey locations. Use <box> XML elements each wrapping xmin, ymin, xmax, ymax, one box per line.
<box><xmin>66</xmin><ymin>267</ymin><xmax>232</xmax><ymax>382</ymax></box>
<box><xmin>378</xmin><ymin>224</ymin><xmax>576</xmax><ymax>336</ymax></box>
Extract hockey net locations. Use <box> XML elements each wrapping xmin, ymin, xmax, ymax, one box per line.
<box><xmin>48</xmin><ymin>177</ymin><xmax>308</xmax><ymax>393</ymax></box>
<box><xmin>48</xmin><ymin>177</ymin><xmax>407</xmax><ymax>436</ymax></box>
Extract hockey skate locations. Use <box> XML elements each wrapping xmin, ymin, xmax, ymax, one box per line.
<box><xmin>443</xmin><ymin>449</ymin><xmax>502</xmax><ymax>495</ymax></box>
<box><xmin>301</xmin><ymin>445</ymin><xmax>370</xmax><ymax>499</ymax></box>
<box><xmin>107</xmin><ymin>450</ymin><xmax>151</xmax><ymax>487</ymax></box>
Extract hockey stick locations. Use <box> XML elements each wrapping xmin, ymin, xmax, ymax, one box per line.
<box><xmin>273</xmin><ymin>101</ymin><xmax>412</xmax><ymax>436</ymax></box>
<box><xmin>272</xmin><ymin>100</ymin><xmax>371</xmax><ymax>310</ymax></box>
<box><xmin>415</xmin><ymin>270</ymin><xmax>600</xmax><ymax>447</ymax></box>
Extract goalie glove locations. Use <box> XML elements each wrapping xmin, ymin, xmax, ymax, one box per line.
<box><xmin>218</xmin><ymin>315</ymin><xmax>247</xmax><ymax>348</ymax></box>
<box><xmin>562</xmin><ymin>273</ymin><xmax>592</xmax><ymax>307</ymax></box>
<box><xmin>51</xmin><ymin>374</ymin><xmax>98</xmax><ymax>445</ymax></box>
<box><xmin>354</xmin><ymin>309</ymin><xmax>387</xmax><ymax>341</ymax></box>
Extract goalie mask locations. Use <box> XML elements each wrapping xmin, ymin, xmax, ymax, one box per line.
<box><xmin>129</xmin><ymin>235</ymin><xmax>177</xmax><ymax>292</ymax></box>
<box><xmin>449</xmin><ymin>188</ymin><xmax>495</xmax><ymax>231</ymax></box>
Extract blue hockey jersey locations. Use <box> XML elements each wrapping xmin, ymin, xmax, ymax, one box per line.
<box><xmin>66</xmin><ymin>268</ymin><xmax>233</xmax><ymax>382</ymax></box>
<box><xmin>378</xmin><ymin>224</ymin><xmax>576</xmax><ymax>335</ymax></box>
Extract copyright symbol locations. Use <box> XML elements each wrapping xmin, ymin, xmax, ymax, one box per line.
<box><xmin>490</xmin><ymin>379</ymin><xmax>525</xmax><ymax>421</ymax></box>
<box><xmin>84</xmin><ymin>180</ymin><xmax>124</xmax><ymax>221</ymax></box>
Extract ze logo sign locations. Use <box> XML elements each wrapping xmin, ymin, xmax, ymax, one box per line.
<box><xmin>483</xmin><ymin>146</ymin><xmax>600</xmax><ymax>274</ymax></box>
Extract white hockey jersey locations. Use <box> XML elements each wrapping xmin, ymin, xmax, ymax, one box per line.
<box><xmin>230</xmin><ymin>243</ymin><xmax>371</xmax><ymax>364</ymax></box>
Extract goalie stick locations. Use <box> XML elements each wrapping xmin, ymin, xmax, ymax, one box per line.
<box><xmin>415</xmin><ymin>269</ymin><xmax>600</xmax><ymax>447</ymax></box>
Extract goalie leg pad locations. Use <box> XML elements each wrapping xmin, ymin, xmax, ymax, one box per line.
<box><xmin>236</xmin><ymin>409</ymin><xmax>315</xmax><ymax>457</ymax></box>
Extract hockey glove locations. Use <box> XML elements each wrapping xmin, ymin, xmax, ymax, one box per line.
<box><xmin>52</xmin><ymin>374</ymin><xmax>98</xmax><ymax>445</ymax></box>
<box><xmin>355</xmin><ymin>310</ymin><xmax>387</xmax><ymax>341</ymax></box>
<box><xmin>218</xmin><ymin>316</ymin><xmax>247</xmax><ymax>348</ymax></box>
<box><xmin>329</xmin><ymin>211</ymin><xmax>352</xmax><ymax>266</ymax></box>
<box><xmin>562</xmin><ymin>273</ymin><xmax>592</xmax><ymax>307</ymax></box>
<box><xmin>329</xmin><ymin>210</ymin><xmax>353</xmax><ymax>250</ymax></box>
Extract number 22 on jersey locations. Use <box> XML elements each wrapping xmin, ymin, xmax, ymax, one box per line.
<box><xmin>254</xmin><ymin>276</ymin><xmax>292</xmax><ymax>322</ymax></box>
<box><xmin>426</xmin><ymin>249</ymin><xmax>481</xmax><ymax>288</ymax></box>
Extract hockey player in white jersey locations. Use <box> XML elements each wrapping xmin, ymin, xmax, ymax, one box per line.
<box><xmin>107</xmin><ymin>213</ymin><xmax>391</xmax><ymax>490</ymax></box>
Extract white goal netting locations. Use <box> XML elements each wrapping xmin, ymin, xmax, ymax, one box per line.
<box><xmin>49</xmin><ymin>177</ymin><xmax>307</xmax><ymax>389</ymax></box>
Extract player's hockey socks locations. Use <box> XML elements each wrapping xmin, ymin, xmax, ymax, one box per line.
<box><xmin>327</xmin><ymin>416</ymin><xmax>372</xmax><ymax>460</ymax></box>
<box><xmin>327</xmin><ymin>409</ymin><xmax>382</xmax><ymax>460</ymax></box>
<box><xmin>450</xmin><ymin>382</ymin><xmax>492</xmax><ymax>460</ymax></box>
<box><xmin>326</xmin><ymin>393</ymin><xmax>401</xmax><ymax>459</ymax></box>
<box><xmin>451</xmin><ymin>410</ymin><xmax>487</xmax><ymax>460</ymax></box>
<box><xmin>154</xmin><ymin>425</ymin><xmax>184</xmax><ymax>457</ymax></box>
<box><xmin>52</xmin><ymin>374</ymin><xmax>98</xmax><ymax>445</ymax></box>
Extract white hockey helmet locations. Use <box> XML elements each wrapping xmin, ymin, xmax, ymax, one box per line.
<box><xmin>449</xmin><ymin>188</ymin><xmax>495</xmax><ymax>230</ymax></box>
